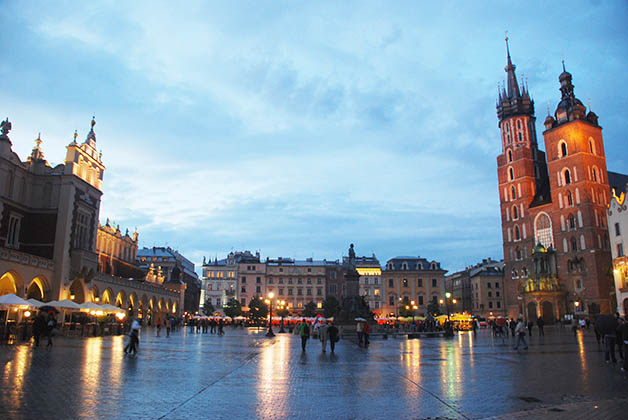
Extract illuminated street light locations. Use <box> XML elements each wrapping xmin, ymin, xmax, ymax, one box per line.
<box><xmin>266</xmin><ymin>292</ymin><xmax>275</xmax><ymax>337</ymax></box>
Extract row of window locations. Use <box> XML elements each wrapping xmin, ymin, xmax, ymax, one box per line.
<box><xmin>556</xmin><ymin>138</ymin><xmax>598</xmax><ymax>159</ymax></box>
<box><xmin>388</xmin><ymin>278</ymin><xmax>439</xmax><ymax>288</ymax></box>
<box><xmin>241</xmin><ymin>286</ymin><xmax>324</xmax><ymax>297</ymax></box>
<box><xmin>385</xmin><ymin>262</ymin><xmax>439</xmax><ymax>270</ymax></box>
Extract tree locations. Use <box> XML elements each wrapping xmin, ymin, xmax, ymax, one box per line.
<box><xmin>276</xmin><ymin>307</ymin><xmax>289</xmax><ymax>318</ymax></box>
<box><xmin>398</xmin><ymin>305</ymin><xmax>414</xmax><ymax>318</ymax></box>
<box><xmin>303</xmin><ymin>301</ymin><xmax>317</xmax><ymax>317</ymax></box>
<box><xmin>427</xmin><ymin>300</ymin><xmax>441</xmax><ymax>316</ymax></box>
<box><xmin>202</xmin><ymin>299</ymin><xmax>215</xmax><ymax>316</ymax></box>
<box><xmin>323</xmin><ymin>296</ymin><xmax>340</xmax><ymax>318</ymax></box>
<box><xmin>223</xmin><ymin>298</ymin><xmax>242</xmax><ymax>318</ymax></box>
<box><xmin>248</xmin><ymin>296</ymin><xmax>268</xmax><ymax>326</ymax></box>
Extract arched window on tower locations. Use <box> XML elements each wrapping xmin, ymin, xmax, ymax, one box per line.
<box><xmin>508</xmin><ymin>150</ymin><xmax>513</xmax><ymax>162</ymax></box>
<box><xmin>535</xmin><ymin>212</ymin><xmax>553</xmax><ymax>249</ymax></box>
<box><xmin>518</xmin><ymin>132</ymin><xmax>522</xmax><ymax>142</ymax></box>
<box><xmin>567</xmin><ymin>191</ymin><xmax>573</xmax><ymax>206</ymax></box>
<box><xmin>592</xmin><ymin>167</ymin><xmax>598</xmax><ymax>182</ymax></box>
<box><xmin>512</xmin><ymin>205</ymin><xmax>518</xmax><ymax>220</ymax></box>
<box><xmin>589</xmin><ymin>138</ymin><xmax>596</xmax><ymax>155</ymax></box>
<box><xmin>568</xmin><ymin>214</ymin><xmax>576</xmax><ymax>230</ymax></box>
<box><xmin>515</xmin><ymin>225</ymin><xmax>521</xmax><ymax>240</ymax></box>
<box><xmin>517</xmin><ymin>120</ymin><xmax>522</xmax><ymax>129</ymax></box>
<box><xmin>559</xmin><ymin>141</ymin><xmax>568</xmax><ymax>158</ymax></box>
<box><xmin>511</xmin><ymin>186</ymin><xmax>516</xmax><ymax>200</ymax></box>
<box><xmin>509</xmin><ymin>167</ymin><xmax>514</xmax><ymax>181</ymax></box>
<box><xmin>516</xmin><ymin>247</ymin><xmax>522</xmax><ymax>260</ymax></box>
<box><xmin>563</xmin><ymin>169</ymin><xmax>571</xmax><ymax>185</ymax></box>
<box><xmin>570</xmin><ymin>237</ymin><xmax>578</xmax><ymax>252</ymax></box>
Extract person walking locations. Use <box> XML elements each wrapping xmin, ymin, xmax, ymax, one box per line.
<box><xmin>472</xmin><ymin>319</ymin><xmax>478</xmax><ymax>337</ymax></box>
<box><xmin>299</xmin><ymin>319</ymin><xmax>310</xmax><ymax>351</ymax></box>
<box><xmin>619</xmin><ymin>318</ymin><xmax>628</xmax><ymax>372</ymax></box>
<box><xmin>124</xmin><ymin>318</ymin><xmax>141</xmax><ymax>355</ymax></box>
<box><xmin>513</xmin><ymin>318</ymin><xmax>528</xmax><ymax>350</ymax></box>
<box><xmin>46</xmin><ymin>313</ymin><xmax>57</xmax><ymax>348</ymax></box>
<box><xmin>527</xmin><ymin>320</ymin><xmax>534</xmax><ymax>337</ymax></box>
<box><xmin>356</xmin><ymin>321</ymin><xmax>364</xmax><ymax>346</ymax></box>
<box><xmin>319</xmin><ymin>322</ymin><xmax>329</xmax><ymax>353</ymax></box>
<box><xmin>328</xmin><ymin>322</ymin><xmax>339</xmax><ymax>353</ymax></box>
<box><xmin>363</xmin><ymin>321</ymin><xmax>371</xmax><ymax>348</ymax></box>
<box><xmin>32</xmin><ymin>312</ymin><xmax>47</xmax><ymax>347</ymax></box>
<box><xmin>165</xmin><ymin>316</ymin><xmax>171</xmax><ymax>337</ymax></box>
<box><xmin>509</xmin><ymin>318</ymin><xmax>517</xmax><ymax>338</ymax></box>
<box><xmin>537</xmin><ymin>317</ymin><xmax>545</xmax><ymax>337</ymax></box>
<box><xmin>218</xmin><ymin>320</ymin><xmax>224</xmax><ymax>336</ymax></box>
<box><xmin>156</xmin><ymin>317</ymin><xmax>161</xmax><ymax>337</ymax></box>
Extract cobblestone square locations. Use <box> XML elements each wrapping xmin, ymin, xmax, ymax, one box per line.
<box><xmin>1</xmin><ymin>327</ymin><xmax>627</xmax><ymax>419</ymax></box>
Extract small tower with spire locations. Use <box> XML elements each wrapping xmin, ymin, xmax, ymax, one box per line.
<box><xmin>64</xmin><ymin>116</ymin><xmax>106</xmax><ymax>190</ymax></box>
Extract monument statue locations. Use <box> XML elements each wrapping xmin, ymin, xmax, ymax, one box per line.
<box><xmin>348</xmin><ymin>243</ymin><xmax>356</xmax><ymax>271</ymax></box>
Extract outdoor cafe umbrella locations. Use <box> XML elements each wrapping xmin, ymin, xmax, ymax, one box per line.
<box><xmin>47</xmin><ymin>299</ymin><xmax>81</xmax><ymax>310</ymax></box>
<box><xmin>0</xmin><ymin>293</ymin><xmax>31</xmax><ymax>308</ymax></box>
<box><xmin>27</xmin><ymin>298</ymin><xmax>44</xmax><ymax>308</ymax></box>
<box><xmin>355</xmin><ymin>317</ymin><xmax>367</xmax><ymax>322</ymax></box>
<box><xmin>594</xmin><ymin>314</ymin><xmax>618</xmax><ymax>335</ymax></box>
<box><xmin>38</xmin><ymin>306</ymin><xmax>60</xmax><ymax>314</ymax></box>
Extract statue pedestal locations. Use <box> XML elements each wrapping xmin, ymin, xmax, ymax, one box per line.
<box><xmin>336</xmin><ymin>269</ymin><xmax>372</xmax><ymax>325</ymax></box>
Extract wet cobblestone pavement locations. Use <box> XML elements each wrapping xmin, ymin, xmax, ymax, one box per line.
<box><xmin>1</xmin><ymin>327</ymin><xmax>627</xmax><ymax>419</ymax></box>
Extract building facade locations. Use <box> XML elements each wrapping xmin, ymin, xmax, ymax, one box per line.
<box><xmin>608</xmin><ymin>181</ymin><xmax>628</xmax><ymax>316</ymax></box>
<box><xmin>383</xmin><ymin>256</ymin><xmax>447</xmax><ymax>317</ymax></box>
<box><xmin>447</xmin><ymin>258</ymin><xmax>505</xmax><ymax>318</ymax></box>
<box><xmin>496</xmin><ymin>41</ymin><xmax>623</xmax><ymax>322</ymax></box>
<box><xmin>265</xmin><ymin>257</ymin><xmax>326</xmax><ymax>313</ymax></box>
<box><xmin>0</xmin><ymin>117</ymin><xmax>183</xmax><ymax>321</ymax></box>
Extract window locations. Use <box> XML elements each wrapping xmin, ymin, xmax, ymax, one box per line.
<box><xmin>241</xmin><ymin>286</ymin><xmax>246</xmax><ymax>293</ymax></box>
<box><xmin>487</xmin><ymin>282</ymin><xmax>492</xmax><ymax>288</ymax></box>
<box><xmin>589</xmin><ymin>138</ymin><xmax>596</xmax><ymax>154</ymax></box>
<box><xmin>616</xmin><ymin>223</ymin><xmax>621</xmax><ymax>236</ymax></box>
<box><xmin>563</xmin><ymin>169</ymin><xmax>571</xmax><ymax>185</ymax></box>
<box><xmin>488</xmin><ymin>291</ymin><xmax>492</xmax><ymax>297</ymax></box>
<box><xmin>388</xmin><ymin>278</ymin><xmax>394</xmax><ymax>288</ymax></box>
<box><xmin>571</xmin><ymin>237</ymin><xmax>578</xmax><ymax>252</ymax></box>
<box><xmin>307</xmin><ymin>268</ymin><xmax>312</xmax><ymax>272</ymax></box>
<box><xmin>495</xmin><ymin>282</ymin><xmax>500</xmax><ymax>288</ymax></box>
<box><xmin>418</xmin><ymin>295</ymin><xmax>424</xmax><ymax>305</ymax></box>
<box><xmin>535</xmin><ymin>212</ymin><xmax>553</xmax><ymax>249</ymax></box>
<box><xmin>417</xmin><ymin>278</ymin><xmax>423</xmax><ymax>288</ymax></box>
<box><xmin>268</xmin><ymin>278</ymin><xmax>274</xmax><ymax>284</ymax></box>
<box><xmin>489</xmin><ymin>301</ymin><xmax>493</xmax><ymax>309</ymax></box>
<box><xmin>328</xmin><ymin>284</ymin><xmax>337</xmax><ymax>294</ymax></box>
<box><xmin>317</xmin><ymin>278</ymin><xmax>322</xmax><ymax>285</ymax></box>
<box><xmin>389</xmin><ymin>295</ymin><xmax>395</xmax><ymax>306</ymax></box>
<box><xmin>432</xmin><ymin>278</ymin><xmax>437</xmax><ymax>287</ymax></box>
<box><xmin>241</xmin><ymin>298</ymin><xmax>245</xmax><ymax>306</ymax></box>
<box><xmin>592</xmin><ymin>167</ymin><xmax>598</xmax><ymax>182</ymax></box>
<box><xmin>74</xmin><ymin>210</ymin><xmax>91</xmax><ymax>250</ymax></box>
<box><xmin>317</xmin><ymin>288</ymin><xmax>322</xmax><ymax>296</ymax></box>
<box><xmin>560</xmin><ymin>141</ymin><xmax>567</xmax><ymax>157</ymax></box>
<box><xmin>297</xmin><ymin>278</ymin><xmax>302</xmax><ymax>284</ymax></box>
<box><xmin>288</xmin><ymin>277</ymin><xmax>293</xmax><ymax>284</ymax></box>
<box><xmin>508</xmin><ymin>150</ymin><xmax>513</xmax><ymax>162</ymax></box>
<box><xmin>509</xmin><ymin>167</ymin><xmax>514</xmax><ymax>181</ymax></box>
<box><xmin>306</xmin><ymin>278</ymin><xmax>312</xmax><ymax>284</ymax></box>
<box><xmin>297</xmin><ymin>289</ymin><xmax>302</xmax><ymax>296</ymax></box>
<box><xmin>403</xmin><ymin>278</ymin><xmax>408</xmax><ymax>287</ymax></box>
<box><xmin>496</xmin><ymin>291</ymin><xmax>500</xmax><ymax>297</ymax></box>
<box><xmin>6</xmin><ymin>214</ymin><xmax>21</xmax><ymax>248</ymax></box>
<box><xmin>567</xmin><ymin>191</ymin><xmax>573</xmax><ymax>206</ymax></box>
<box><xmin>618</xmin><ymin>243</ymin><xmax>625</xmax><ymax>257</ymax></box>
<box><xmin>513</xmin><ymin>206</ymin><xmax>518</xmax><ymax>219</ymax></box>
<box><xmin>497</xmin><ymin>301</ymin><xmax>501</xmax><ymax>308</ymax></box>
<box><xmin>511</xmin><ymin>186</ymin><xmax>516</xmax><ymax>200</ymax></box>
<box><xmin>306</xmin><ymin>289</ymin><xmax>312</xmax><ymax>296</ymax></box>
<box><xmin>518</xmin><ymin>132</ymin><xmax>522</xmax><ymax>142</ymax></box>
<box><xmin>278</xmin><ymin>278</ymin><xmax>284</xmax><ymax>284</ymax></box>
<box><xmin>256</xmin><ymin>277</ymin><xmax>261</xmax><ymax>283</ymax></box>
<box><xmin>256</xmin><ymin>286</ymin><xmax>261</xmax><ymax>293</ymax></box>
<box><xmin>515</xmin><ymin>225</ymin><xmax>521</xmax><ymax>240</ymax></box>
<box><xmin>279</xmin><ymin>288</ymin><xmax>284</xmax><ymax>295</ymax></box>
<box><xmin>568</xmin><ymin>214</ymin><xmax>576</xmax><ymax>230</ymax></box>
<box><xmin>288</xmin><ymin>289</ymin><xmax>293</xmax><ymax>295</ymax></box>
<box><xmin>363</xmin><ymin>278</ymin><xmax>369</xmax><ymax>285</ymax></box>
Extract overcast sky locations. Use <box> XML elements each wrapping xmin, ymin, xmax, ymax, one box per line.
<box><xmin>2</xmin><ymin>1</ymin><xmax>627</xmax><ymax>273</ymax></box>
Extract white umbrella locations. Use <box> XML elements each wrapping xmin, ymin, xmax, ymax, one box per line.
<box><xmin>355</xmin><ymin>317</ymin><xmax>367</xmax><ymax>322</ymax></box>
<box><xmin>80</xmin><ymin>302</ymin><xmax>104</xmax><ymax>311</ymax></box>
<box><xmin>100</xmin><ymin>303</ymin><xmax>124</xmax><ymax>313</ymax></box>
<box><xmin>47</xmin><ymin>299</ymin><xmax>81</xmax><ymax>310</ymax></box>
<box><xmin>27</xmin><ymin>298</ymin><xmax>44</xmax><ymax>307</ymax></box>
<box><xmin>0</xmin><ymin>293</ymin><xmax>32</xmax><ymax>308</ymax></box>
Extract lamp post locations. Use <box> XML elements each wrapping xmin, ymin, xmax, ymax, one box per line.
<box><xmin>445</xmin><ymin>292</ymin><xmax>452</xmax><ymax>321</ymax></box>
<box><xmin>265</xmin><ymin>292</ymin><xmax>275</xmax><ymax>337</ymax></box>
<box><xmin>278</xmin><ymin>299</ymin><xmax>286</xmax><ymax>333</ymax></box>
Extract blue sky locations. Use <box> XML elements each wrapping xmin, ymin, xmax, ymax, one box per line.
<box><xmin>2</xmin><ymin>1</ymin><xmax>627</xmax><ymax>273</ymax></box>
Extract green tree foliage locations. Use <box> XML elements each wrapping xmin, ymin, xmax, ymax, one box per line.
<box><xmin>202</xmin><ymin>299</ymin><xmax>215</xmax><ymax>316</ymax></box>
<box><xmin>323</xmin><ymin>296</ymin><xmax>340</xmax><ymax>318</ymax></box>
<box><xmin>303</xmin><ymin>301</ymin><xmax>317</xmax><ymax>317</ymax></box>
<box><xmin>427</xmin><ymin>300</ymin><xmax>441</xmax><ymax>316</ymax></box>
<box><xmin>398</xmin><ymin>305</ymin><xmax>414</xmax><ymax>318</ymax></box>
<box><xmin>248</xmin><ymin>296</ymin><xmax>268</xmax><ymax>326</ymax></box>
<box><xmin>276</xmin><ymin>307</ymin><xmax>289</xmax><ymax>318</ymax></box>
<box><xmin>223</xmin><ymin>298</ymin><xmax>242</xmax><ymax>318</ymax></box>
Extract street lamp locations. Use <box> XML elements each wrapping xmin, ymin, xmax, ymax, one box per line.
<box><xmin>278</xmin><ymin>299</ymin><xmax>286</xmax><ymax>333</ymax></box>
<box><xmin>265</xmin><ymin>292</ymin><xmax>275</xmax><ymax>337</ymax></box>
<box><xmin>444</xmin><ymin>292</ymin><xmax>452</xmax><ymax>321</ymax></box>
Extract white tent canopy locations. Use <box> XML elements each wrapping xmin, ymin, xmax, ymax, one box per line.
<box><xmin>0</xmin><ymin>294</ymin><xmax>32</xmax><ymax>308</ymax></box>
<box><xmin>26</xmin><ymin>298</ymin><xmax>45</xmax><ymax>307</ymax></box>
<box><xmin>47</xmin><ymin>299</ymin><xmax>81</xmax><ymax>310</ymax></box>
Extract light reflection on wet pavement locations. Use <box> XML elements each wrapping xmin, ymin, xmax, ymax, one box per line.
<box><xmin>0</xmin><ymin>327</ymin><xmax>626</xmax><ymax>419</ymax></box>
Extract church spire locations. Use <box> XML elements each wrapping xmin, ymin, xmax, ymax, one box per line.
<box><xmin>85</xmin><ymin>115</ymin><xmax>96</xmax><ymax>145</ymax></box>
<box><xmin>504</xmin><ymin>36</ymin><xmax>521</xmax><ymax>99</ymax></box>
<box><xmin>496</xmin><ymin>36</ymin><xmax>534</xmax><ymax>122</ymax></box>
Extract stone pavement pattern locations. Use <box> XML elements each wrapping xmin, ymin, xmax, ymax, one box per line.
<box><xmin>0</xmin><ymin>327</ymin><xmax>627</xmax><ymax>419</ymax></box>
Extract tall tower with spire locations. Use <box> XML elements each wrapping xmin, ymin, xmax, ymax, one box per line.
<box><xmin>542</xmin><ymin>63</ymin><xmax>613</xmax><ymax>315</ymax></box>
<box><xmin>64</xmin><ymin>116</ymin><xmax>106</xmax><ymax>190</ymax></box>
<box><xmin>496</xmin><ymin>38</ymin><xmax>551</xmax><ymax>319</ymax></box>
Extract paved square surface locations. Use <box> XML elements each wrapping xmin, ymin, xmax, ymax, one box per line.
<box><xmin>1</xmin><ymin>326</ymin><xmax>627</xmax><ymax>419</ymax></box>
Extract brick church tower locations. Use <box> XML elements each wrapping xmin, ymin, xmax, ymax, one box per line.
<box><xmin>496</xmin><ymin>40</ymin><xmax>614</xmax><ymax>322</ymax></box>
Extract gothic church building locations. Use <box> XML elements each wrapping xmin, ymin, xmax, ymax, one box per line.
<box><xmin>496</xmin><ymin>41</ymin><xmax>625</xmax><ymax>322</ymax></box>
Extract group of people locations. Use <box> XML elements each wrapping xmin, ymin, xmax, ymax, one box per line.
<box><xmin>294</xmin><ymin>319</ymin><xmax>339</xmax><ymax>353</ymax></box>
<box><xmin>595</xmin><ymin>313</ymin><xmax>628</xmax><ymax>371</ymax></box>
<box><xmin>31</xmin><ymin>311</ymin><xmax>58</xmax><ymax>348</ymax></box>
<box><xmin>188</xmin><ymin>318</ymin><xmax>226</xmax><ymax>335</ymax></box>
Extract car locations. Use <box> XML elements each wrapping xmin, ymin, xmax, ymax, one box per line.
<box><xmin>476</xmin><ymin>317</ymin><xmax>488</xmax><ymax>328</ymax></box>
